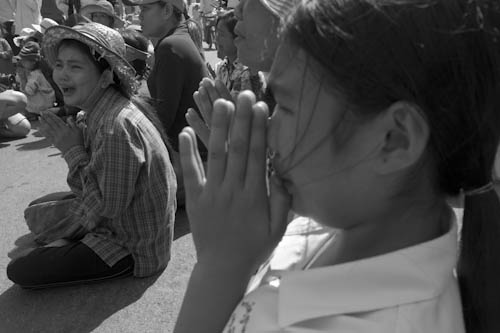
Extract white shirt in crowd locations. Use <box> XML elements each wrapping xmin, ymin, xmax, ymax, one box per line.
<box><xmin>224</xmin><ymin>214</ymin><xmax>464</xmax><ymax>332</ymax></box>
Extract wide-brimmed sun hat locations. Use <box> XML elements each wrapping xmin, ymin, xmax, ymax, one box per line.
<box><xmin>81</xmin><ymin>0</ymin><xmax>125</xmax><ymax>29</ymax></box>
<box><xmin>42</xmin><ymin>22</ymin><xmax>137</xmax><ymax>95</ymax></box>
<box><xmin>259</xmin><ymin>0</ymin><xmax>299</xmax><ymax>18</ymax></box>
<box><xmin>32</xmin><ymin>18</ymin><xmax>59</xmax><ymax>34</ymax></box>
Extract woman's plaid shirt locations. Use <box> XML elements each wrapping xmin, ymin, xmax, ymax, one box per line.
<box><xmin>61</xmin><ymin>87</ymin><xmax>177</xmax><ymax>277</ymax></box>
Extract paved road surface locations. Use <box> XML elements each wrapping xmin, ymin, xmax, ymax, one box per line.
<box><xmin>0</xmin><ymin>48</ymin><xmax>220</xmax><ymax>333</ymax></box>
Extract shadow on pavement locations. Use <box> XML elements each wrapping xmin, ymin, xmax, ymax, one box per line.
<box><xmin>15</xmin><ymin>137</ymin><xmax>52</xmax><ymax>151</ymax></box>
<box><xmin>0</xmin><ymin>273</ymin><xmax>161</xmax><ymax>333</ymax></box>
<box><xmin>0</xmin><ymin>142</ymin><xmax>9</xmax><ymax>148</ymax></box>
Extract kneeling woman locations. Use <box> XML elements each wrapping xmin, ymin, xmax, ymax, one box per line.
<box><xmin>7</xmin><ymin>23</ymin><xmax>176</xmax><ymax>288</ymax></box>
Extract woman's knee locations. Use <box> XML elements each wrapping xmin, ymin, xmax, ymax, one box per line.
<box><xmin>6</xmin><ymin>256</ymin><xmax>33</xmax><ymax>287</ymax></box>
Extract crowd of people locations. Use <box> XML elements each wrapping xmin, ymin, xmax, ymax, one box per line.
<box><xmin>2</xmin><ymin>0</ymin><xmax>500</xmax><ymax>332</ymax></box>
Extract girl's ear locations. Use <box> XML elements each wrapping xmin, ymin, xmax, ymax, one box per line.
<box><xmin>374</xmin><ymin>101</ymin><xmax>430</xmax><ymax>175</ymax></box>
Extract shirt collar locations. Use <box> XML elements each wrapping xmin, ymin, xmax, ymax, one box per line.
<box><xmin>278</xmin><ymin>211</ymin><xmax>459</xmax><ymax>327</ymax></box>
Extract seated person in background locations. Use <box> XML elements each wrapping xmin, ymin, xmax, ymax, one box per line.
<box><xmin>16</xmin><ymin>41</ymin><xmax>56</xmax><ymax>119</ymax></box>
<box><xmin>0</xmin><ymin>90</ymin><xmax>30</xmax><ymax>138</ymax></box>
<box><xmin>7</xmin><ymin>22</ymin><xmax>177</xmax><ymax>289</ymax></box>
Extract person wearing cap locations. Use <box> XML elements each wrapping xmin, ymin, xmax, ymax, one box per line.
<box><xmin>81</xmin><ymin>0</ymin><xmax>125</xmax><ymax>29</ymax></box>
<box><xmin>6</xmin><ymin>22</ymin><xmax>176</xmax><ymax>288</ymax></box>
<box><xmin>126</xmin><ymin>0</ymin><xmax>208</xmax><ymax>154</ymax></box>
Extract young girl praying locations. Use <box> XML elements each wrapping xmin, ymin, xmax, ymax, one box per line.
<box><xmin>174</xmin><ymin>0</ymin><xmax>500</xmax><ymax>332</ymax></box>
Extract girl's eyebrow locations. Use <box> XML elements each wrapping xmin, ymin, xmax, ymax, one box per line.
<box><xmin>55</xmin><ymin>59</ymin><xmax>85</xmax><ymax>65</ymax></box>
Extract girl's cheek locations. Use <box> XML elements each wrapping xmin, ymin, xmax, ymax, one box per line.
<box><xmin>268</xmin><ymin>114</ymin><xmax>298</xmax><ymax>169</ymax></box>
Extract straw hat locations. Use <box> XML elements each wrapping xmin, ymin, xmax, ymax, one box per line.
<box><xmin>81</xmin><ymin>0</ymin><xmax>125</xmax><ymax>29</ymax></box>
<box><xmin>42</xmin><ymin>23</ymin><xmax>137</xmax><ymax>95</ymax></box>
<box><xmin>32</xmin><ymin>18</ymin><xmax>59</xmax><ymax>34</ymax></box>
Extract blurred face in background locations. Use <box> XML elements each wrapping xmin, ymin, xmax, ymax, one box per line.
<box><xmin>216</xmin><ymin>19</ymin><xmax>237</xmax><ymax>61</ymax></box>
<box><xmin>234</xmin><ymin>0</ymin><xmax>279</xmax><ymax>72</ymax></box>
<box><xmin>139</xmin><ymin>2</ymin><xmax>169</xmax><ymax>38</ymax></box>
<box><xmin>20</xmin><ymin>58</ymin><xmax>37</xmax><ymax>71</ymax></box>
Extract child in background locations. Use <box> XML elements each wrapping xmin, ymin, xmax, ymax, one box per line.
<box><xmin>174</xmin><ymin>0</ymin><xmax>500</xmax><ymax>332</ymax></box>
<box><xmin>17</xmin><ymin>41</ymin><xmax>55</xmax><ymax>119</ymax></box>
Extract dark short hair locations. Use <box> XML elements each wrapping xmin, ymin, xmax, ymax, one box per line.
<box><xmin>216</xmin><ymin>10</ymin><xmax>237</xmax><ymax>38</ymax></box>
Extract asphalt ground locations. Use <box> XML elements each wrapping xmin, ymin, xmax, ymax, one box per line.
<box><xmin>0</xmin><ymin>48</ymin><xmax>219</xmax><ymax>333</ymax></box>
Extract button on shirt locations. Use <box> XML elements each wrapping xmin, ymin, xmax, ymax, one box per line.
<box><xmin>225</xmin><ymin>216</ymin><xmax>464</xmax><ymax>332</ymax></box>
<box><xmin>61</xmin><ymin>87</ymin><xmax>177</xmax><ymax>277</ymax></box>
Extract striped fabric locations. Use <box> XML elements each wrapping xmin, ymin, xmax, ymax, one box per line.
<box><xmin>62</xmin><ymin>87</ymin><xmax>177</xmax><ymax>277</ymax></box>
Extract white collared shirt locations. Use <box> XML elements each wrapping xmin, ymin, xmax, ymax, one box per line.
<box><xmin>224</xmin><ymin>216</ymin><xmax>464</xmax><ymax>332</ymax></box>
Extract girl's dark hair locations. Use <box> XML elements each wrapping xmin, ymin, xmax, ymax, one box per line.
<box><xmin>285</xmin><ymin>0</ymin><xmax>500</xmax><ymax>331</ymax></box>
<box><xmin>216</xmin><ymin>9</ymin><xmax>237</xmax><ymax>37</ymax></box>
<box><xmin>121</xmin><ymin>28</ymin><xmax>150</xmax><ymax>79</ymax></box>
<box><xmin>57</xmin><ymin>39</ymin><xmax>172</xmax><ymax>154</ymax></box>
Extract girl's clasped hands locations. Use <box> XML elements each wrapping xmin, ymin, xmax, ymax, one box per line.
<box><xmin>179</xmin><ymin>91</ymin><xmax>291</xmax><ymax>272</ymax></box>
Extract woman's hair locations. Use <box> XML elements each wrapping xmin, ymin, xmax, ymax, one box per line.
<box><xmin>121</xmin><ymin>28</ymin><xmax>150</xmax><ymax>79</ymax></box>
<box><xmin>285</xmin><ymin>0</ymin><xmax>500</xmax><ymax>331</ymax></box>
<box><xmin>216</xmin><ymin>9</ymin><xmax>237</xmax><ymax>38</ymax></box>
<box><xmin>186</xmin><ymin>18</ymin><xmax>205</xmax><ymax>59</ymax></box>
<box><xmin>57</xmin><ymin>39</ymin><xmax>172</xmax><ymax>154</ymax></box>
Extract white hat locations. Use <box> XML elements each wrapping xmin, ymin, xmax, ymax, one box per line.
<box><xmin>13</xmin><ymin>28</ymin><xmax>36</xmax><ymax>47</ymax></box>
<box><xmin>32</xmin><ymin>18</ymin><xmax>59</xmax><ymax>34</ymax></box>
